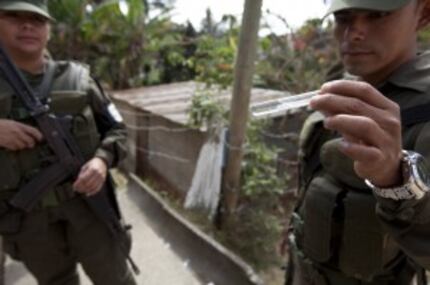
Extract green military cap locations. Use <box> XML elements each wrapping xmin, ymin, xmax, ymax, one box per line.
<box><xmin>326</xmin><ymin>0</ymin><xmax>412</xmax><ymax>15</ymax></box>
<box><xmin>0</xmin><ymin>0</ymin><xmax>54</xmax><ymax>21</ymax></box>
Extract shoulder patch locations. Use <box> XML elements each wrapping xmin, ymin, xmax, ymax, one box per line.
<box><xmin>107</xmin><ymin>103</ymin><xmax>123</xmax><ymax>123</ymax></box>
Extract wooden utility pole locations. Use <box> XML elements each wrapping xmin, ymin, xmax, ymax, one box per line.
<box><xmin>222</xmin><ymin>0</ymin><xmax>263</xmax><ymax>218</ymax></box>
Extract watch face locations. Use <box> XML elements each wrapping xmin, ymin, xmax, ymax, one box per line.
<box><xmin>414</xmin><ymin>155</ymin><xmax>430</xmax><ymax>189</ymax></box>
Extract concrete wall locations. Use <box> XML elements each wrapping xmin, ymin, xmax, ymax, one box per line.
<box><xmin>145</xmin><ymin>115</ymin><xmax>207</xmax><ymax>195</ymax></box>
<box><xmin>112</xmin><ymin>99</ymin><xmax>141</xmax><ymax>174</ymax></box>
<box><xmin>113</xmin><ymin>98</ymin><xmax>208</xmax><ymax>196</ymax></box>
<box><xmin>128</xmin><ymin>174</ymin><xmax>263</xmax><ymax>285</ymax></box>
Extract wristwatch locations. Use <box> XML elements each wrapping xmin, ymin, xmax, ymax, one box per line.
<box><xmin>365</xmin><ymin>150</ymin><xmax>430</xmax><ymax>200</ymax></box>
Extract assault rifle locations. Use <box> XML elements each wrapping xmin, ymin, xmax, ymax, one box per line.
<box><xmin>0</xmin><ymin>43</ymin><xmax>139</xmax><ymax>274</ymax></box>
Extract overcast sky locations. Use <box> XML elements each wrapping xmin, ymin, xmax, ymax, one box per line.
<box><xmin>172</xmin><ymin>0</ymin><xmax>328</xmax><ymax>33</ymax></box>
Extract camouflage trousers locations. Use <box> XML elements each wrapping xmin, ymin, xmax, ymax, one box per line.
<box><xmin>2</xmin><ymin>197</ymin><xmax>137</xmax><ymax>285</ymax></box>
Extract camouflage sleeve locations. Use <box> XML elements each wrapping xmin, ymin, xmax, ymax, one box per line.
<box><xmin>87</xmin><ymin>78</ymin><xmax>127</xmax><ymax>168</ymax></box>
<box><xmin>375</xmin><ymin>121</ymin><xmax>430</xmax><ymax>269</ymax></box>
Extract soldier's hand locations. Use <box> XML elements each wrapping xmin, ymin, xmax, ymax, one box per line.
<box><xmin>0</xmin><ymin>119</ymin><xmax>43</xmax><ymax>151</ymax></box>
<box><xmin>73</xmin><ymin>157</ymin><xmax>108</xmax><ymax>196</ymax></box>
<box><xmin>310</xmin><ymin>80</ymin><xmax>403</xmax><ymax>187</ymax></box>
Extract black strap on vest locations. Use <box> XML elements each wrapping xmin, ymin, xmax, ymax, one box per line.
<box><xmin>401</xmin><ymin>102</ymin><xmax>430</xmax><ymax>127</ymax></box>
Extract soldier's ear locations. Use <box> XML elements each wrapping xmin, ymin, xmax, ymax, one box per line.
<box><xmin>46</xmin><ymin>24</ymin><xmax>51</xmax><ymax>41</ymax></box>
<box><xmin>417</xmin><ymin>0</ymin><xmax>430</xmax><ymax>30</ymax></box>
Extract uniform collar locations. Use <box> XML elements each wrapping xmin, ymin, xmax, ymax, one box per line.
<box><xmin>384</xmin><ymin>51</ymin><xmax>430</xmax><ymax>93</ymax></box>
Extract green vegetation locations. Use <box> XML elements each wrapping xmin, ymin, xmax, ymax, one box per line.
<box><xmin>48</xmin><ymin>0</ymin><xmax>195</xmax><ymax>88</ymax></box>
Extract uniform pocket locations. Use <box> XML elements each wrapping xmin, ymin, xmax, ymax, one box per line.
<box><xmin>50</xmin><ymin>91</ymin><xmax>88</xmax><ymax>115</ymax></box>
<box><xmin>72</xmin><ymin>111</ymin><xmax>100</xmax><ymax>159</ymax></box>
<box><xmin>50</xmin><ymin>91</ymin><xmax>100</xmax><ymax>160</ymax></box>
<box><xmin>302</xmin><ymin>175</ymin><xmax>343</xmax><ymax>263</ymax></box>
<box><xmin>338</xmin><ymin>191</ymin><xmax>393</xmax><ymax>281</ymax></box>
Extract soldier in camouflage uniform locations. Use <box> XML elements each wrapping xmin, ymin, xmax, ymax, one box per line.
<box><xmin>286</xmin><ymin>0</ymin><xmax>430</xmax><ymax>284</ymax></box>
<box><xmin>0</xmin><ymin>1</ymin><xmax>137</xmax><ymax>284</ymax></box>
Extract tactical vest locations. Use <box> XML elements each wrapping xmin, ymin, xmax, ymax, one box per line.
<box><xmin>293</xmin><ymin>110</ymin><xmax>425</xmax><ymax>282</ymax></box>
<box><xmin>0</xmin><ymin>61</ymin><xmax>101</xmax><ymax>201</ymax></box>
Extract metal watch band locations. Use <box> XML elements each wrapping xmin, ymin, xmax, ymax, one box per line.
<box><xmin>367</xmin><ymin>181</ymin><xmax>416</xmax><ymax>200</ymax></box>
<box><xmin>365</xmin><ymin>150</ymin><xmax>429</xmax><ymax>201</ymax></box>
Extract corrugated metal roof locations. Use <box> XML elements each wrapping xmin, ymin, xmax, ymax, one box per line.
<box><xmin>112</xmin><ymin>81</ymin><xmax>291</xmax><ymax>125</ymax></box>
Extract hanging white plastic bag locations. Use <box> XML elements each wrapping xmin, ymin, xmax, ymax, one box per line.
<box><xmin>184</xmin><ymin>128</ymin><xmax>226</xmax><ymax>219</ymax></box>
